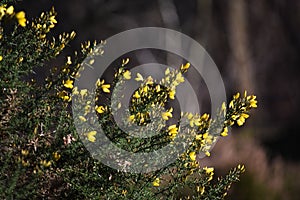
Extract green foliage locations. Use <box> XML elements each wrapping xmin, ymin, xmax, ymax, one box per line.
<box><xmin>0</xmin><ymin>3</ymin><xmax>258</xmax><ymax>199</ymax></box>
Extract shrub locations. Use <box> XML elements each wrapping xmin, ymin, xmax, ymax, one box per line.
<box><xmin>0</xmin><ymin>3</ymin><xmax>257</xmax><ymax>199</ymax></box>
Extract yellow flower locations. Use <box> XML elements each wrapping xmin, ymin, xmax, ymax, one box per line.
<box><xmin>168</xmin><ymin>124</ymin><xmax>178</xmax><ymax>139</ymax></box>
<box><xmin>121</xmin><ymin>190</ymin><xmax>127</xmax><ymax>196</ymax></box>
<box><xmin>79</xmin><ymin>116</ymin><xmax>87</xmax><ymax>122</ymax></box>
<box><xmin>95</xmin><ymin>105</ymin><xmax>105</xmax><ymax>114</ymax></box>
<box><xmin>143</xmin><ymin>85</ymin><xmax>148</xmax><ymax>93</ymax></box>
<box><xmin>99</xmin><ymin>80</ymin><xmax>110</xmax><ymax>93</ymax></box>
<box><xmin>49</xmin><ymin>15</ymin><xmax>57</xmax><ymax>24</ymax></box>
<box><xmin>203</xmin><ymin>167</ymin><xmax>214</xmax><ymax>174</ymax></box>
<box><xmin>117</xmin><ymin>102</ymin><xmax>121</xmax><ymax>109</ymax></box>
<box><xmin>122</xmin><ymin>58</ymin><xmax>129</xmax><ymax>66</ymax></box>
<box><xmin>6</xmin><ymin>6</ymin><xmax>14</xmax><ymax>15</ymax></box>
<box><xmin>152</xmin><ymin>178</ymin><xmax>160</xmax><ymax>187</ymax></box>
<box><xmin>169</xmin><ymin>89</ymin><xmax>175</xmax><ymax>99</ymax></box>
<box><xmin>135</xmin><ymin>73</ymin><xmax>143</xmax><ymax>82</ymax></box>
<box><xmin>241</xmin><ymin>113</ymin><xmax>249</xmax><ymax>119</ymax></box>
<box><xmin>175</xmin><ymin>72</ymin><xmax>185</xmax><ymax>84</ymax></box>
<box><xmin>220</xmin><ymin>127</ymin><xmax>228</xmax><ymax>137</ymax></box>
<box><xmin>250</xmin><ymin>99</ymin><xmax>257</xmax><ymax>108</ymax></box>
<box><xmin>63</xmin><ymin>79</ymin><xmax>73</xmax><ymax>89</ymax></box>
<box><xmin>72</xmin><ymin>87</ymin><xmax>79</xmax><ymax>95</ymax></box>
<box><xmin>231</xmin><ymin>115</ymin><xmax>238</xmax><ymax>120</ymax></box>
<box><xmin>221</xmin><ymin>102</ymin><xmax>226</xmax><ymax>111</ymax></box>
<box><xmin>197</xmin><ymin>186</ymin><xmax>205</xmax><ymax>195</ymax></box>
<box><xmin>22</xmin><ymin>159</ymin><xmax>30</xmax><ymax>167</ymax></box>
<box><xmin>133</xmin><ymin>91</ymin><xmax>140</xmax><ymax>99</ymax></box>
<box><xmin>233</xmin><ymin>92</ymin><xmax>240</xmax><ymax>99</ymax></box>
<box><xmin>155</xmin><ymin>85</ymin><xmax>161</xmax><ymax>92</ymax></box>
<box><xmin>229</xmin><ymin>100</ymin><xmax>234</xmax><ymax>108</ymax></box>
<box><xmin>85</xmin><ymin>104</ymin><xmax>91</xmax><ymax>114</ymax></box>
<box><xmin>0</xmin><ymin>6</ymin><xmax>6</xmax><ymax>19</ymax></box>
<box><xmin>189</xmin><ymin>116</ymin><xmax>200</xmax><ymax>127</ymax></box>
<box><xmin>15</xmin><ymin>11</ymin><xmax>26</xmax><ymax>27</ymax></box>
<box><xmin>58</xmin><ymin>91</ymin><xmax>71</xmax><ymax>101</ymax></box>
<box><xmin>146</xmin><ymin>77</ymin><xmax>154</xmax><ymax>85</ymax></box>
<box><xmin>200</xmin><ymin>113</ymin><xmax>209</xmax><ymax>121</ymax></box>
<box><xmin>89</xmin><ymin>59</ymin><xmax>95</xmax><ymax>65</ymax></box>
<box><xmin>161</xmin><ymin>108</ymin><xmax>173</xmax><ymax>120</ymax></box>
<box><xmin>67</xmin><ymin>56</ymin><xmax>72</xmax><ymax>65</ymax></box>
<box><xmin>238</xmin><ymin>164</ymin><xmax>246</xmax><ymax>172</ymax></box>
<box><xmin>70</xmin><ymin>31</ymin><xmax>76</xmax><ymax>39</ymax></box>
<box><xmin>102</xmin><ymin>84</ymin><xmax>110</xmax><ymax>93</ymax></box>
<box><xmin>189</xmin><ymin>151</ymin><xmax>196</xmax><ymax>161</ymax></box>
<box><xmin>0</xmin><ymin>55</ymin><xmax>3</xmax><ymax>61</ymax></box>
<box><xmin>195</xmin><ymin>134</ymin><xmax>202</xmax><ymax>140</ymax></box>
<box><xmin>205</xmin><ymin>151</ymin><xmax>211</xmax><ymax>157</ymax></box>
<box><xmin>202</xmin><ymin>132</ymin><xmax>208</xmax><ymax>139</ymax></box>
<box><xmin>181</xmin><ymin>62</ymin><xmax>190</xmax><ymax>70</ymax></box>
<box><xmin>87</xmin><ymin>131</ymin><xmax>97</xmax><ymax>142</ymax></box>
<box><xmin>165</xmin><ymin>68</ymin><xmax>170</xmax><ymax>75</ymax></box>
<box><xmin>123</xmin><ymin>70</ymin><xmax>131</xmax><ymax>80</ymax></box>
<box><xmin>128</xmin><ymin>115</ymin><xmax>135</xmax><ymax>122</ymax></box>
<box><xmin>41</xmin><ymin>160</ymin><xmax>51</xmax><ymax>167</ymax></box>
<box><xmin>80</xmin><ymin>89</ymin><xmax>88</xmax><ymax>97</ymax></box>
<box><xmin>53</xmin><ymin>152</ymin><xmax>61</xmax><ymax>161</ymax></box>
<box><xmin>186</xmin><ymin>113</ymin><xmax>193</xmax><ymax>120</ymax></box>
<box><xmin>237</xmin><ymin>116</ymin><xmax>245</xmax><ymax>126</ymax></box>
<box><xmin>21</xmin><ymin>149</ymin><xmax>29</xmax><ymax>156</ymax></box>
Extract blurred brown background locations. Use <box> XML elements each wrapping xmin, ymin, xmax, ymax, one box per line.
<box><xmin>18</xmin><ymin>0</ymin><xmax>300</xmax><ymax>199</ymax></box>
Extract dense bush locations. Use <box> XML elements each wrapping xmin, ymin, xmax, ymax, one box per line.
<box><xmin>0</xmin><ymin>2</ymin><xmax>257</xmax><ymax>199</ymax></box>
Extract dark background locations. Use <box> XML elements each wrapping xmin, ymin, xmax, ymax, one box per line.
<box><xmin>17</xmin><ymin>0</ymin><xmax>300</xmax><ymax>199</ymax></box>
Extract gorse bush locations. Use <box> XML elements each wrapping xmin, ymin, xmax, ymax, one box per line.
<box><xmin>0</xmin><ymin>2</ymin><xmax>258</xmax><ymax>199</ymax></box>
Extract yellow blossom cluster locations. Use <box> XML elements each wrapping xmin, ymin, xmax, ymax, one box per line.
<box><xmin>31</xmin><ymin>8</ymin><xmax>58</xmax><ymax>39</ymax></box>
<box><xmin>226</xmin><ymin>91</ymin><xmax>258</xmax><ymax>127</ymax></box>
<box><xmin>127</xmin><ymin>63</ymin><xmax>190</xmax><ymax>126</ymax></box>
<box><xmin>18</xmin><ymin>147</ymin><xmax>61</xmax><ymax>172</ymax></box>
<box><xmin>0</xmin><ymin>4</ymin><xmax>26</xmax><ymax>26</ymax></box>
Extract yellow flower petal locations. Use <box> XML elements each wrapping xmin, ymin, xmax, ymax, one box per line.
<box><xmin>41</xmin><ymin>160</ymin><xmax>51</xmax><ymax>167</ymax></box>
<box><xmin>53</xmin><ymin>152</ymin><xmax>61</xmax><ymax>161</ymax></box>
<box><xmin>152</xmin><ymin>178</ymin><xmax>160</xmax><ymax>187</ymax></box>
<box><xmin>80</xmin><ymin>89</ymin><xmax>88</xmax><ymax>97</ymax></box>
<box><xmin>67</xmin><ymin>56</ymin><xmax>72</xmax><ymax>65</ymax></box>
<box><xmin>161</xmin><ymin>109</ymin><xmax>173</xmax><ymax>120</ymax></box>
<box><xmin>16</xmin><ymin>11</ymin><xmax>26</xmax><ymax>27</ymax></box>
<box><xmin>96</xmin><ymin>106</ymin><xmax>105</xmax><ymax>114</ymax></box>
<box><xmin>21</xmin><ymin>149</ymin><xmax>29</xmax><ymax>156</ymax></box>
<box><xmin>122</xmin><ymin>58</ymin><xmax>129</xmax><ymax>66</ymax></box>
<box><xmin>189</xmin><ymin>151</ymin><xmax>196</xmax><ymax>161</ymax></box>
<box><xmin>197</xmin><ymin>186</ymin><xmax>205</xmax><ymax>195</ymax></box>
<box><xmin>6</xmin><ymin>6</ymin><xmax>14</xmax><ymax>15</ymax></box>
<box><xmin>237</xmin><ymin>116</ymin><xmax>245</xmax><ymax>126</ymax></box>
<box><xmin>135</xmin><ymin>73</ymin><xmax>143</xmax><ymax>82</ymax></box>
<box><xmin>133</xmin><ymin>91</ymin><xmax>140</xmax><ymax>99</ymax></box>
<box><xmin>63</xmin><ymin>79</ymin><xmax>74</xmax><ymax>89</ymax></box>
<box><xmin>123</xmin><ymin>70</ymin><xmax>131</xmax><ymax>80</ymax></box>
<box><xmin>169</xmin><ymin>90</ymin><xmax>175</xmax><ymax>99</ymax></box>
<box><xmin>101</xmin><ymin>84</ymin><xmax>110</xmax><ymax>93</ymax></box>
<box><xmin>204</xmin><ymin>167</ymin><xmax>214</xmax><ymax>174</ymax></box>
<box><xmin>181</xmin><ymin>62</ymin><xmax>190</xmax><ymax>70</ymax></box>
<box><xmin>87</xmin><ymin>131</ymin><xmax>97</xmax><ymax>142</ymax></box>
<box><xmin>220</xmin><ymin>127</ymin><xmax>228</xmax><ymax>137</ymax></box>
<box><xmin>175</xmin><ymin>73</ymin><xmax>185</xmax><ymax>83</ymax></box>
<box><xmin>165</xmin><ymin>68</ymin><xmax>170</xmax><ymax>75</ymax></box>
<box><xmin>49</xmin><ymin>15</ymin><xmax>57</xmax><ymax>24</ymax></box>
<box><xmin>79</xmin><ymin>116</ymin><xmax>87</xmax><ymax>122</ymax></box>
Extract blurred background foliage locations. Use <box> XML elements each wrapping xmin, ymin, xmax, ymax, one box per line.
<box><xmin>13</xmin><ymin>0</ymin><xmax>300</xmax><ymax>199</ymax></box>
